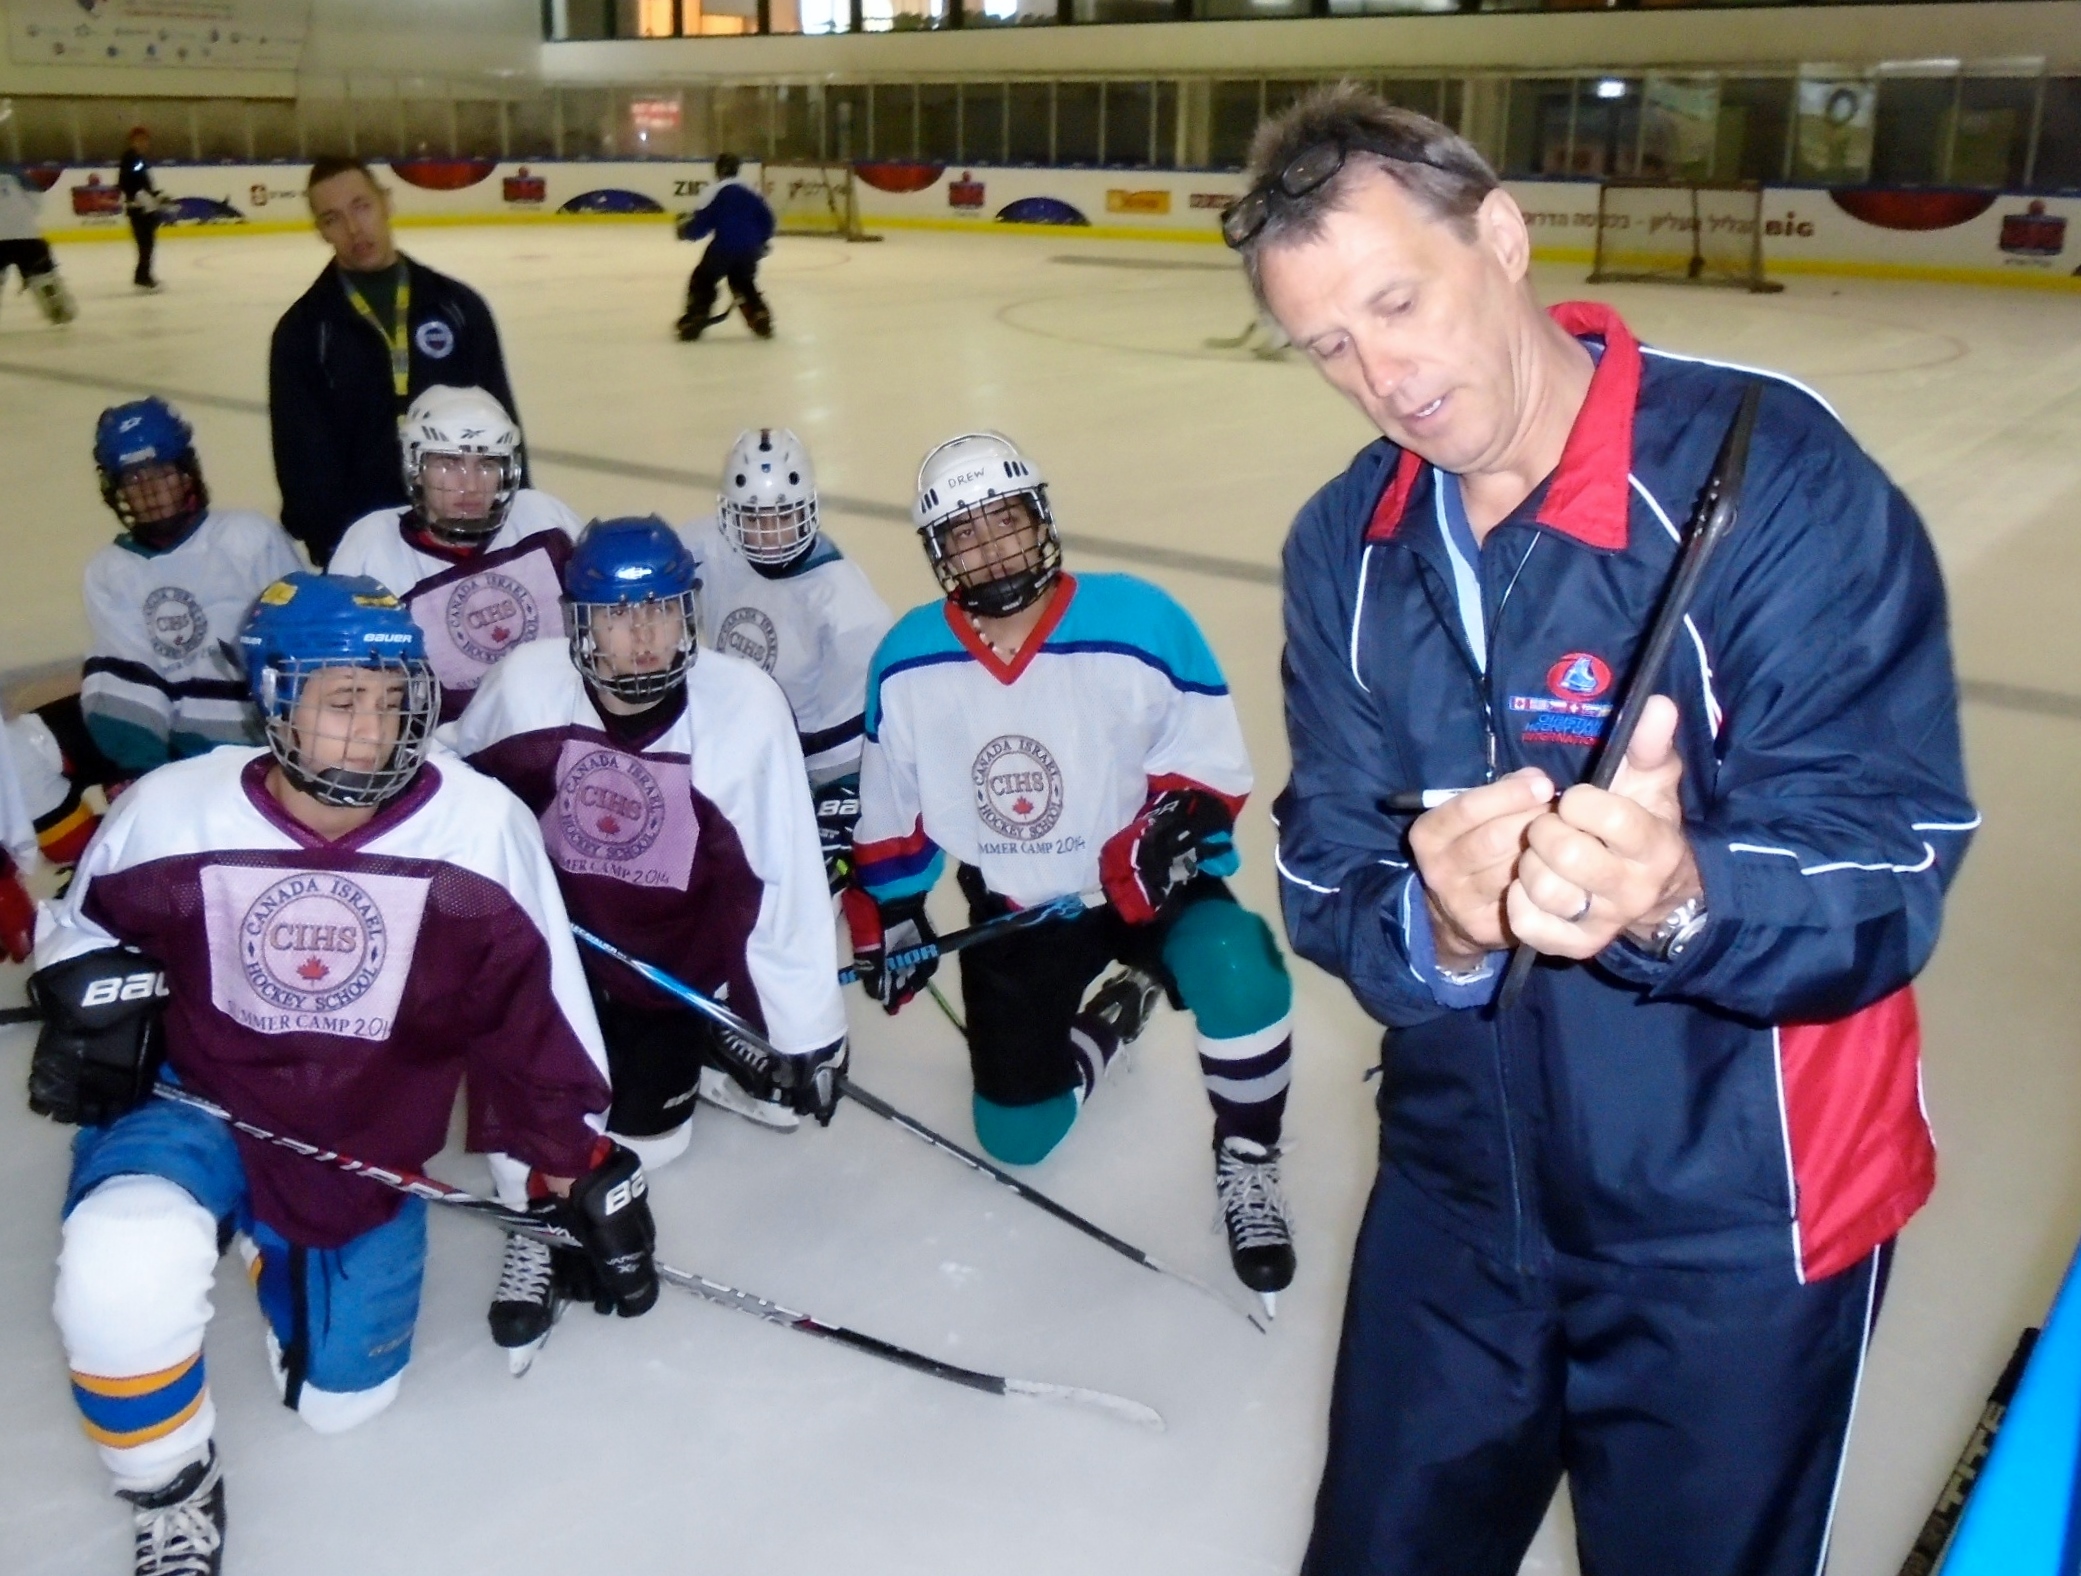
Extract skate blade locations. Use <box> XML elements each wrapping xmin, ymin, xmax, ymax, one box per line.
<box><xmin>698</xmin><ymin>1072</ymin><xmax>800</xmax><ymax>1131</ymax></box>
<box><xmin>507</xmin><ymin>1335</ymin><xmax>549</xmax><ymax>1377</ymax></box>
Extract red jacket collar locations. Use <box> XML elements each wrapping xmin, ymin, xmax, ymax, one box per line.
<box><xmin>1365</xmin><ymin>300</ymin><xmax>1641</xmax><ymax>552</ymax></box>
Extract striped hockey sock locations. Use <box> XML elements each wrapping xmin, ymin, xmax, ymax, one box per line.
<box><xmin>1198</xmin><ymin>1014</ymin><xmax>1292</xmax><ymax>1149</ymax></box>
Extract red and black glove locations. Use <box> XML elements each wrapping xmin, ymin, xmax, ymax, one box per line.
<box><xmin>1100</xmin><ymin>790</ymin><xmax>1235</xmax><ymax>926</ymax></box>
<box><xmin>0</xmin><ymin>850</ymin><xmax>34</xmax><ymax>964</ymax></box>
<box><xmin>844</xmin><ymin>887</ymin><xmax>937</xmax><ymax>1014</ymax></box>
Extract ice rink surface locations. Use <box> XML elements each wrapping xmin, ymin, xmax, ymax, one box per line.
<box><xmin>3</xmin><ymin>223</ymin><xmax>2081</xmax><ymax>1575</ymax></box>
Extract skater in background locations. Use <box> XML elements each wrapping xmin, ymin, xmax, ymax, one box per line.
<box><xmin>1241</xmin><ymin>86</ymin><xmax>1975</xmax><ymax>1575</ymax></box>
<box><xmin>675</xmin><ymin>154</ymin><xmax>776</xmax><ymax>341</ymax></box>
<box><xmin>27</xmin><ymin>573</ymin><xmax>654</xmax><ymax>1576</ymax></box>
<box><xmin>269</xmin><ymin>156</ymin><xmax>522</xmax><ymax>566</ymax></box>
<box><xmin>851</xmin><ymin>431</ymin><xmax>1298</xmax><ymax>1311</ymax></box>
<box><xmin>117</xmin><ymin>127</ymin><xmax>164</xmax><ymax>292</ymax></box>
<box><xmin>330</xmin><ymin>384</ymin><xmax>581</xmax><ymax>722</ymax></box>
<box><xmin>0</xmin><ymin>161</ymin><xmax>77</xmax><ymax>326</ymax></box>
<box><xmin>682</xmin><ymin>427</ymin><xmax>892</xmax><ymax>891</ymax></box>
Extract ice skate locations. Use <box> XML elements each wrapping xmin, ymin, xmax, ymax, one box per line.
<box><xmin>698</xmin><ymin>1062</ymin><xmax>801</xmax><ymax>1131</ymax></box>
<box><xmin>118</xmin><ymin>1444</ymin><xmax>225</xmax><ymax>1576</ymax></box>
<box><xmin>488</xmin><ymin>1230</ymin><xmax>563</xmax><ymax>1375</ymax></box>
<box><xmin>1215</xmin><ymin>1136</ymin><xmax>1295</xmax><ymax>1317</ymax></box>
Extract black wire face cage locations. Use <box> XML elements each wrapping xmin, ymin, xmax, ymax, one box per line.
<box><xmin>410</xmin><ymin>451</ymin><xmax>519</xmax><ymax>548</ymax></box>
<box><xmin>921</xmin><ymin>489</ymin><xmax>1062</xmax><ymax>619</ymax></box>
<box><xmin>103</xmin><ymin>456</ymin><xmax>210</xmax><ymax>549</ymax></box>
<box><xmin>258</xmin><ymin>658</ymin><xmax>441</xmax><ymax>809</ymax></box>
<box><xmin>566</xmin><ymin>592</ymin><xmax>700</xmax><ymax>704</ymax></box>
<box><xmin>721</xmin><ymin>496</ymin><xmax>819</xmax><ymax>570</ymax></box>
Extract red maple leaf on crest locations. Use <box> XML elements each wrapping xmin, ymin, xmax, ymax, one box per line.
<box><xmin>1012</xmin><ymin>797</ymin><xmax>1034</xmax><ymax>817</ymax></box>
<box><xmin>297</xmin><ymin>956</ymin><xmax>330</xmax><ymax>982</ymax></box>
<box><xmin>597</xmin><ymin>815</ymin><xmax>622</xmax><ymax>835</ymax></box>
<box><xmin>491</xmin><ymin>625</ymin><xmax>512</xmax><ymax>644</ymax></box>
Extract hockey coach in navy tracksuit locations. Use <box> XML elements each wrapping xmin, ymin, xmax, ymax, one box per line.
<box><xmin>1230</xmin><ymin>86</ymin><xmax>1976</xmax><ymax>1575</ymax></box>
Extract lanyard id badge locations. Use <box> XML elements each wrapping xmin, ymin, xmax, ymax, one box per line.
<box><xmin>343</xmin><ymin>268</ymin><xmax>413</xmax><ymax>405</ymax></box>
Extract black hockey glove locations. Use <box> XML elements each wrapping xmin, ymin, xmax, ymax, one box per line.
<box><xmin>844</xmin><ymin>889</ymin><xmax>937</xmax><ymax>1014</ymax></box>
<box><xmin>776</xmin><ymin>1036</ymin><xmax>847</xmax><ymax>1127</ymax></box>
<box><xmin>560</xmin><ymin>1142</ymin><xmax>658</xmax><ymax>1318</ymax></box>
<box><xmin>813</xmin><ymin>776</ymin><xmax>862</xmax><ymax>895</ymax></box>
<box><xmin>1099</xmin><ymin>790</ymin><xmax>1237</xmax><ymax>926</ymax></box>
<box><xmin>27</xmin><ymin>948</ymin><xmax>169</xmax><ymax>1126</ymax></box>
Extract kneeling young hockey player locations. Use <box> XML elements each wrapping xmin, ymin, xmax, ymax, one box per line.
<box><xmin>685</xmin><ymin>427</ymin><xmax>893</xmax><ymax>891</ymax></box>
<box><xmin>77</xmin><ymin>398</ymin><xmax>304</xmax><ymax>777</ymax></box>
<box><xmin>330</xmin><ymin>384</ymin><xmax>582</xmax><ymax>720</ymax></box>
<box><xmin>456</xmin><ymin>518</ymin><xmax>845</xmax><ymax>1359</ymax></box>
<box><xmin>28</xmin><ymin>573</ymin><xmax>654</xmax><ymax>1576</ymax></box>
<box><xmin>850</xmin><ymin>432</ymin><xmax>1297</xmax><ymax>1308</ymax></box>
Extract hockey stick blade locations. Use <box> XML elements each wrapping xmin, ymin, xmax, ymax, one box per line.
<box><xmin>839</xmin><ymin>1076</ymin><xmax>1267</xmax><ymax>1334</ymax></box>
<box><xmin>1497</xmin><ymin>381</ymin><xmax>1763</xmax><ymax>1010</ymax></box>
<box><xmin>149</xmin><ymin>1084</ymin><xmax>1165</xmax><ymax>1428</ymax></box>
<box><xmin>657</xmin><ymin>1265</ymin><xmax>1164</xmax><ymax>1431</ymax></box>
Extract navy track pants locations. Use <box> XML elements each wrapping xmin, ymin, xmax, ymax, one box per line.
<box><xmin>1304</xmin><ymin>1165</ymin><xmax>1887</xmax><ymax>1576</ymax></box>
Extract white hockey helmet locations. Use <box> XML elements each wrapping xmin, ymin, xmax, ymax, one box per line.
<box><xmin>719</xmin><ymin>427</ymin><xmax>820</xmax><ymax>570</ymax></box>
<box><xmin>912</xmin><ymin>431</ymin><xmax>1060</xmax><ymax>618</ymax></box>
<box><xmin>400</xmin><ymin>385</ymin><xmax>522</xmax><ymax>547</ymax></box>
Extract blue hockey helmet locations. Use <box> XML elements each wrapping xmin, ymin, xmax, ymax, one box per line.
<box><xmin>238</xmin><ymin>573</ymin><xmax>440</xmax><ymax>808</ymax></box>
<box><xmin>93</xmin><ymin>397</ymin><xmax>210</xmax><ymax>549</ymax></box>
<box><xmin>564</xmin><ymin>517</ymin><xmax>700</xmax><ymax>704</ymax></box>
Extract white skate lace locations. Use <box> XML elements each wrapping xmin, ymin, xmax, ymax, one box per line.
<box><xmin>133</xmin><ymin>1460</ymin><xmax>222</xmax><ymax>1576</ymax></box>
<box><xmin>1216</xmin><ymin>1143</ymin><xmax>1293</xmax><ymax>1251</ymax></box>
<box><xmin>493</xmin><ymin>1233</ymin><xmax>554</xmax><ymax>1306</ymax></box>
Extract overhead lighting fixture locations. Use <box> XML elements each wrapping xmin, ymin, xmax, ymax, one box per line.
<box><xmin>1595</xmin><ymin>78</ymin><xmax>1627</xmax><ymax>99</ymax></box>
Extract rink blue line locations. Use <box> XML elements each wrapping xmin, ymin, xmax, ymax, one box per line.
<box><xmin>0</xmin><ymin>356</ymin><xmax>1283</xmax><ymax>590</ymax></box>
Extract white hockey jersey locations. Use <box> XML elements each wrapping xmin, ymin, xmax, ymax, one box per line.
<box><xmin>0</xmin><ymin>166</ymin><xmax>47</xmax><ymax>244</ymax></box>
<box><xmin>37</xmin><ymin>744</ymin><xmax>611</xmax><ymax>1247</ymax></box>
<box><xmin>855</xmin><ymin>573</ymin><xmax>1252</xmax><ymax>910</ymax></box>
<box><xmin>683</xmin><ymin>518</ymin><xmax>893</xmax><ymax>786</ymax></box>
<box><xmin>330</xmin><ymin>490</ymin><xmax>583</xmax><ymax>721</ymax></box>
<box><xmin>455</xmin><ymin>639</ymin><xmax>846</xmax><ymax>1056</ymax></box>
<box><xmin>79</xmin><ymin>508</ymin><xmax>304</xmax><ymax>774</ymax></box>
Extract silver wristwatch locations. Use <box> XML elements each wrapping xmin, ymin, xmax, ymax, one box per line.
<box><xmin>1646</xmin><ymin>895</ymin><xmax>1709</xmax><ymax>961</ymax></box>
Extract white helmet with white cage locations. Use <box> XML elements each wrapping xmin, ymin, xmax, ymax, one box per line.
<box><xmin>719</xmin><ymin>427</ymin><xmax>820</xmax><ymax>570</ymax></box>
<box><xmin>400</xmin><ymin>385</ymin><xmax>522</xmax><ymax>548</ymax></box>
<box><xmin>912</xmin><ymin>431</ymin><xmax>1060</xmax><ymax>618</ymax></box>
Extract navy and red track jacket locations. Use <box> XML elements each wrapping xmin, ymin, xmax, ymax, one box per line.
<box><xmin>1274</xmin><ymin>301</ymin><xmax>1976</xmax><ymax>1285</ymax></box>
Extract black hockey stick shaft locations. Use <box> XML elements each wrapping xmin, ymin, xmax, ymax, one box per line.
<box><xmin>0</xmin><ymin>1005</ymin><xmax>39</xmax><ymax>1026</ymax></box>
<box><xmin>836</xmin><ymin>888</ymin><xmax>1107</xmax><ymax>987</ymax></box>
<box><xmin>834</xmin><ymin>1076</ymin><xmax>1265</xmax><ymax>1332</ymax></box>
<box><xmin>149</xmin><ymin>1083</ymin><xmax>1162</xmax><ymax>1429</ymax></box>
<box><xmin>571</xmin><ymin>925</ymin><xmax>1261</xmax><ymax>1331</ymax></box>
<box><xmin>1496</xmin><ymin>382</ymin><xmax>1763</xmax><ymax>1010</ymax></box>
<box><xmin>1895</xmin><ymin>1325</ymin><xmax>2039</xmax><ymax>1576</ymax></box>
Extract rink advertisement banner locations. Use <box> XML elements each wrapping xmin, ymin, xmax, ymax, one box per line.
<box><xmin>20</xmin><ymin>157</ymin><xmax>2081</xmax><ymax>290</ymax></box>
<box><xmin>7</xmin><ymin>0</ymin><xmax>310</xmax><ymax>70</ymax></box>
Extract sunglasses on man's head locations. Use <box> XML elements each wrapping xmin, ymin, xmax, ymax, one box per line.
<box><xmin>1221</xmin><ymin>130</ymin><xmax>1457</xmax><ymax>250</ymax></box>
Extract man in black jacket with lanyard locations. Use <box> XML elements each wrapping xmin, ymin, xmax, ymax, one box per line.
<box><xmin>268</xmin><ymin>156</ymin><xmax>522</xmax><ymax>566</ymax></box>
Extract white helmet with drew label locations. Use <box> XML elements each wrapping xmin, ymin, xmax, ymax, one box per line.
<box><xmin>719</xmin><ymin>427</ymin><xmax>819</xmax><ymax>570</ymax></box>
<box><xmin>913</xmin><ymin>431</ymin><xmax>1060</xmax><ymax>618</ymax></box>
<box><xmin>401</xmin><ymin>384</ymin><xmax>522</xmax><ymax>548</ymax></box>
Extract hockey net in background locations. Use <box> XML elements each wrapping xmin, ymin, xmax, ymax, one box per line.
<box><xmin>760</xmin><ymin>162</ymin><xmax>876</xmax><ymax>242</ymax></box>
<box><xmin>1589</xmin><ymin>180</ymin><xmax>1782</xmax><ymax>293</ymax></box>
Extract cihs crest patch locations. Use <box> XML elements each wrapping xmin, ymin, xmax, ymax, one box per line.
<box><xmin>1511</xmin><ymin>651</ymin><xmax>1614</xmax><ymax>747</ymax></box>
